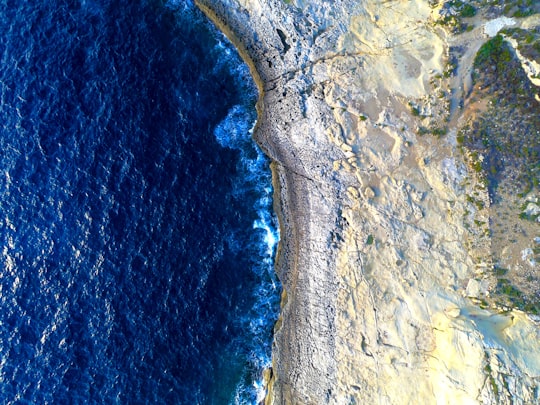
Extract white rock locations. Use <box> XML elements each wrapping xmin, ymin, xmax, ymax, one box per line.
<box><xmin>466</xmin><ymin>279</ymin><xmax>481</xmax><ymax>298</ymax></box>
<box><xmin>521</xmin><ymin>248</ymin><xmax>536</xmax><ymax>267</ymax></box>
<box><xmin>364</xmin><ymin>186</ymin><xmax>376</xmax><ymax>199</ymax></box>
<box><xmin>484</xmin><ymin>17</ymin><xmax>516</xmax><ymax>37</ymax></box>
<box><xmin>524</xmin><ymin>203</ymin><xmax>540</xmax><ymax>216</ymax></box>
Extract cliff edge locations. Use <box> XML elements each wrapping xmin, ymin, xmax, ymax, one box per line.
<box><xmin>196</xmin><ymin>1</ymin><xmax>540</xmax><ymax>403</ymax></box>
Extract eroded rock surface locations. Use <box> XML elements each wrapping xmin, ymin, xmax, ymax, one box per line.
<box><xmin>196</xmin><ymin>0</ymin><xmax>540</xmax><ymax>403</ymax></box>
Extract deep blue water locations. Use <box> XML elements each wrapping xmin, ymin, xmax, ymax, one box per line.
<box><xmin>0</xmin><ymin>0</ymin><xmax>279</xmax><ymax>403</ymax></box>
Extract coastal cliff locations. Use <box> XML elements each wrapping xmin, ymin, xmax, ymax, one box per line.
<box><xmin>196</xmin><ymin>0</ymin><xmax>540</xmax><ymax>403</ymax></box>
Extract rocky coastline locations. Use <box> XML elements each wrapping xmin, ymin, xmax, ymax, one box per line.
<box><xmin>195</xmin><ymin>1</ymin><xmax>344</xmax><ymax>402</ymax></box>
<box><xmin>196</xmin><ymin>1</ymin><xmax>540</xmax><ymax>403</ymax></box>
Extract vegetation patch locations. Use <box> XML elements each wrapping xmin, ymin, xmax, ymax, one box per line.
<box><xmin>409</xmin><ymin>102</ymin><xmax>422</xmax><ymax>117</ymax></box>
<box><xmin>460</xmin><ymin>33</ymin><xmax>540</xmax><ymax>198</ymax></box>
<box><xmin>501</xmin><ymin>27</ymin><xmax>540</xmax><ymax>63</ymax></box>
<box><xmin>496</xmin><ymin>278</ymin><xmax>540</xmax><ymax>314</ymax></box>
<box><xmin>508</xmin><ymin>0</ymin><xmax>536</xmax><ymax>18</ymax></box>
<box><xmin>458</xmin><ymin>24</ymin><xmax>540</xmax><ymax>313</ymax></box>
<box><xmin>494</xmin><ymin>265</ymin><xmax>509</xmax><ymax>276</ymax></box>
<box><xmin>474</xmin><ymin>35</ymin><xmax>513</xmax><ymax>69</ymax></box>
<box><xmin>439</xmin><ymin>0</ymin><xmax>540</xmax><ymax>20</ymax></box>
<box><xmin>460</xmin><ymin>3</ymin><xmax>477</xmax><ymax>17</ymax></box>
<box><xmin>519</xmin><ymin>211</ymin><xmax>540</xmax><ymax>222</ymax></box>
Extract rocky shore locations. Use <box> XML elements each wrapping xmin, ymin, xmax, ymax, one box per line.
<box><xmin>196</xmin><ymin>1</ymin><xmax>540</xmax><ymax>403</ymax></box>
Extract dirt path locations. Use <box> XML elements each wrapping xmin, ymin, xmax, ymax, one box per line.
<box><xmin>447</xmin><ymin>19</ymin><xmax>492</xmax><ymax>128</ymax></box>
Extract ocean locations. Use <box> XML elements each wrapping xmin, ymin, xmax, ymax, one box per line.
<box><xmin>0</xmin><ymin>0</ymin><xmax>279</xmax><ymax>403</ymax></box>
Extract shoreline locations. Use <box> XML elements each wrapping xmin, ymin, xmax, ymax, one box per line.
<box><xmin>194</xmin><ymin>1</ymin><xmax>289</xmax><ymax>402</ymax></box>
<box><xmin>194</xmin><ymin>1</ymin><xmax>342</xmax><ymax>403</ymax></box>
<box><xmin>193</xmin><ymin>1</ymin><xmax>267</xmax><ymax>156</ymax></box>
<box><xmin>194</xmin><ymin>1</ymin><xmax>540</xmax><ymax>403</ymax></box>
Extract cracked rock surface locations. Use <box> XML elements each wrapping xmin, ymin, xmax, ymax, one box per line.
<box><xmin>196</xmin><ymin>0</ymin><xmax>540</xmax><ymax>403</ymax></box>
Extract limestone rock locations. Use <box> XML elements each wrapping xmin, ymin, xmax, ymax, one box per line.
<box><xmin>196</xmin><ymin>1</ymin><xmax>540</xmax><ymax>403</ymax></box>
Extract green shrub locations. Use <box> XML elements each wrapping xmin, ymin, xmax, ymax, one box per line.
<box><xmin>431</xmin><ymin>127</ymin><xmax>448</xmax><ymax>137</ymax></box>
<box><xmin>513</xmin><ymin>9</ymin><xmax>534</xmax><ymax>18</ymax></box>
<box><xmin>475</xmin><ymin>35</ymin><xmax>505</xmax><ymax>68</ymax></box>
<box><xmin>461</xmin><ymin>4</ymin><xmax>477</xmax><ymax>17</ymax></box>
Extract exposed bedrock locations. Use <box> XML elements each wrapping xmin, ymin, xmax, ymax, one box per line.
<box><xmin>196</xmin><ymin>1</ymin><xmax>346</xmax><ymax>402</ymax></box>
<box><xmin>196</xmin><ymin>1</ymin><xmax>540</xmax><ymax>404</ymax></box>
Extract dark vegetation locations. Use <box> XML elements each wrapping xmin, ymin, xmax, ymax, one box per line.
<box><xmin>433</xmin><ymin>1</ymin><xmax>478</xmax><ymax>34</ymax></box>
<box><xmin>460</xmin><ymin>34</ymin><xmax>540</xmax><ymax>199</ymax></box>
<box><xmin>460</xmin><ymin>32</ymin><xmax>540</xmax><ymax>315</ymax></box>
<box><xmin>468</xmin><ymin>0</ymin><xmax>539</xmax><ymax>19</ymax></box>
<box><xmin>502</xmin><ymin>27</ymin><xmax>540</xmax><ymax>64</ymax></box>
<box><xmin>503</xmin><ymin>0</ymin><xmax>536</xmax><ymax>18</ymax></box>
<box><xmin>496</xmin><ymin>277</ymin><xmax>540</xmax><ymax>314</ymax></box>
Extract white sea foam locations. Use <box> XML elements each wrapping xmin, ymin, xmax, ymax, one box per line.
<box><xmin>164</xmin><ymin>0</ymin><xmax>192</xmax><ymax>13</ymax></box>
<box><xmin>214</xmin><ymin>104</ymin><xmax>280</xmax><ymax>404</ymax></box>
<box><xmin>253</xmin><ymin>216</ymin><xmax>279</xmax><ymax>257</ymax></box>
<box><xmin>213</xmin><ymin>105</ymin><xmax>252</xmax><ymax>149</ymax></box>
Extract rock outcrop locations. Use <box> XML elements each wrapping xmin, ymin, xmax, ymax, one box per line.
<box><xmin>196</xmin><ymin>1</ymin><xmax>540</xmax><ymax>403</ymax></box>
